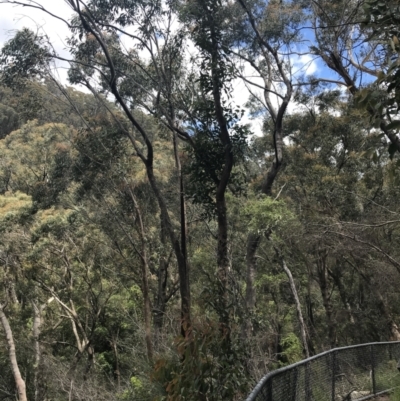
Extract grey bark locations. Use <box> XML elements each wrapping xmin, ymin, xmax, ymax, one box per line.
<box><xmin>274</xmin><ymin>247</ymin><xmax>310</xmax><ymax>358</ymax></box>
<box><xmin>281</xmin><ymin>258</ymin><xmax>309</xmax><ymax>359</ymax></box>
<box><xmin>0</xmin><ymin>304</ymin><xmax>27</xmax><ymax>401</ymax></box>
<box><xmin>32</xmin><ymin>298</ymin><xmax>54</xmax><ymax>398</ymax></box>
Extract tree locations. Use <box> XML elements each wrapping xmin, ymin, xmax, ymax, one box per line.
<box><xmin>310</xmin><ymin>0</ymin><xmax>400</xmax><ymax>154</ymax></box>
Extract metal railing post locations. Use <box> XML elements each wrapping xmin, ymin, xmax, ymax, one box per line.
<box><xmin>371</xmin><ymin>344</ymin><xmax>376</xmax><ymax>395</ymax></box>
<box><xmin>266</xmin><ymin>376</ymin><xmax>272</xmax><ymax>401</ymax></box>
<box><xmin>305</xmin><ymin>361</ymin><xmax>312</xmax><ymax>401</ymax></box>
<box><xmin>331</xmin><ymin>351</ymin><xmax>336</xmax><ymax>401</ymax></box>
<box><xmin>290</xmin><ymin>367</ymin><xmax>298</xmax><ymax>401</ymax></box>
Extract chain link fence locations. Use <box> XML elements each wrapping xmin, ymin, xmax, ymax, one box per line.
<box><xmin>246</xmin><ymin>341</ymin><xmax>400</xmax><ymax>401</ymax></box>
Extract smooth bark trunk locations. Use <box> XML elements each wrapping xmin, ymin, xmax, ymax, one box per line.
<box><xmin>0</xmin><ymin>305</ymin><xmax>27</xmax><ymax>401</ymax></box>
<box><xmin>111</xmin><ymin>337</ymin><xmax>120</xmax><ymax>390</ymax></box>
<box><xmin>274</xmin><ymin>246</ymin><xmax>309</xmax><ymax>358</ymax></box>
<box><xmin>281</xmin><ymin>258</ymin><xmax>309</xmax><ymax>358</ymax></box>
<box><xmin>32</xmin><ymin>301</ymin><xmax>47</xmax><ymax>401</ymax></box>
<box><xmin>129</xmin><ymin>188</ymin><xmax>153</xmax><ymax>361</ymax></box>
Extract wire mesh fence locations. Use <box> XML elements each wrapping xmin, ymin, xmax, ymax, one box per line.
<box><xmin>245</xmin><ymin>341</ymin><xmax>400</xmax><ymax>401</ymax></box>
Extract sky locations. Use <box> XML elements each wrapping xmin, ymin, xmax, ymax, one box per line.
<box><xmin>0</xmin><ymin>0</ymin><xmax>323</xmax><ymax>137</ymax></box>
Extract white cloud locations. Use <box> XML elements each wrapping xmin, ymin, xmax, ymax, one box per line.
<box><xmin>291</xmin><ymin>54</ymin><xmax>319</xmax><ymax>76</ymax></box>
<box><xmin>230</xmin><ymin>71</ymin><xmax>265</xmax><ymax>137</ymax></box>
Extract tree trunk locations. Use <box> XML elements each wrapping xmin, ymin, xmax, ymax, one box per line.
<box><xmin>329</xmin><ymin>267</ymin><xmax>356</xmax><ymax>325</ymax></box>
<box><xmin>75</xmin><ymin>8</ymin><xmax>193</xmax><ymax>339</ymax></box>
<box><xmin>173</xmin><ymin>132</ymin><xmax>191</xmax><ymax>338</ymax></box>
<box><xmin>146</xmin><ymin>165</ymin><xmax>191</xmax><ymax>338</ymax></box>
<box><xmin>242</xmin><ymin>233</ymin><xmax>260</xmax><ymax>337</ymax></box>
<box><xmin>32</xmin><ymin>301</ymin><xmax>47</xmax><ymax>401</ymax></box>
<box><xmin>274</xmin><ymin>246</ymin><xmax>309</xmax><ymax>358</ymax></box>
<box><xmin>281</xmin><ymin>258</ymin><xmax>309</xmax><ymax>358</ymax></box>
<box><xmin>208</xmin><ymin>15</ymin><xmax>234</xmax><ymax>331</ymax></box>
<box><xmin>346</xmin><ymin>255</ymin><xmax>400</xmax><ymax>341</ymax></box>
<box><xmin>129</xmin><ymin>188</ymin><xmax>153</xmax><ymax>361</ymax></box>
<box><xmin>111</xmin><ymin>336</ymin><xmax>120</xmax><ymax>390</ymax></box>
<box><xmin>0</xmin><ymin>305</ymin><xmax>27</xmax><ymax>401</ymax></box>
<box><xmin>238</xmin><ymin>0</ymin><xmax>293</xmax><ymax>343</ymax></box>
<box><xmin>305</xmin><ymin>269</ymin><xmax>316</xmax><ymax>355</ymax></box>
<box><xmin>216</xmin><ymin>196</ymin><xmax>231</xmax><ymax>328</ymax></box>
<box><xmin>153</xmin><ymin>217</ymin><xmax>168</xmax><ymax>339</ymax></box>
<box><xmin>33</xmin><ymin>303</ymin><xmax>41</xmax><ymax>401</ymax></box>
<box><xmin>316</xmin><ymin>252</ymin><xmax>336</xmax><ymax>348</ymax></box>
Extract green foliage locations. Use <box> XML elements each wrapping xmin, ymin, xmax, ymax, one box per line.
<box><xmin>153</xmin><ymin>320</ymin><xmax>249</xmax><ymax>401</ymax></box>
<box><xmin>3</xmin><ymin>1</ymin><xmax>400</xmax><ymax>400</ymax></box>
<box><xmin>0</xmin><ymin>191</ymin><xmax>32</xmax><ymax>227</ymax></box>
<box><xmin>0</xmin><ymin>120</ymin><xmax>74</xmax><ymax>206</ymax></box>
<box><xmin>279</xmin><ymin>333</ymin><xmax>303</xmax><ymax>365</ymax></box>
<box><xmin>374</xmin><ymin>361</ymin><xmax>400</xmax><ymax>393</ymax></box>
<box><xmin>0</xmin><ymin>103</ymin><xmax>19</xmax><ymax>138</ymax></box>
<box><xmin>393</xmin><ymin>387</ymin><xmax>400</xmax><ymax>401</ymax></box>
<box><xmin>243</xmin><ymin>196</ymin><xmax>296</xmax><ymax>234</ymax></box>
<box><xmin>0</xmin><ymin>28</ymin><xmax>51</xmax><ymax>87</ymax></box>
<box><xmin>184</xmin><ymin>104</ymin><xmax>249</xmax><ymax>213</ymax></box>
<box><xmin>358</xmin><ymin>0</ymin><xmax>400</xmax><ymax>151</ymax></box>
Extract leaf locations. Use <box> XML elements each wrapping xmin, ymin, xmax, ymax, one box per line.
<box><xmin>357</xmin><ymin>89</ymin><xmax>371</xmax><ymax>105</ymax></box>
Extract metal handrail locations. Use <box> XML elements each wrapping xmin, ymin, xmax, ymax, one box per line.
<box><xmin>245</xmin><ymin>341</ymin><xmax>400</xmax><ymax>401</ymax></box>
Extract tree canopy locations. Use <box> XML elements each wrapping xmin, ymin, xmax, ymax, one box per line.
<box><xmin>0</xmin><ymin>0</ymin><xmax>400</xmax><ymax>400</ymax></box>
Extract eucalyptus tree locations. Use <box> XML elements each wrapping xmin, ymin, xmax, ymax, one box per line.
<box><xmin>0</xmin><ymin>192</ymin><xmax>31</xmax><ymax>401</ymax></box>
<box><xmin>0</xmin><ymin>142</ymin><xmax>151</xmax><ymax>401</ymax></box>
<box><xmin>215</xmin><ymin>0</ymin><xmax>311</xmax><ymax>352</ymax></box>
<box><xmin>274</xmin><ymin>91</ymin><xmax>400</xmax><ymax>345</ymax></box>
<box><xmin>0</xmin><ymin>0</ymin><xmax>194</xmax><ymax>340</ymax></box>
<box><xmin>309</xmin><ymin>0</ymin><xmax>400</xmax><ymax>154</ymax></box>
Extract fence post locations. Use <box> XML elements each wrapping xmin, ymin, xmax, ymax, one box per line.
<box><xmin>305</xmin><ymin>361</ymin><xmax>312</xmax><ymax>401</ymax></box>
<box><xmin>266</xmin><ymin>375</ymin><xmax>272</xmax><ymax>401</ymax></box>
<box><xmin>290</xmin><ymin>367</ymin><xmax>298</xmax><ymax>401</ymax></box>
<box><xmin>371</xmin><ymin>344</ymin><xmax>376</xmax><ymax>395</ymax></box>
<box><xmin>331</xmin><ymin>351</ymin><xmax>336</xmax><ymax>401</ymax></box>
